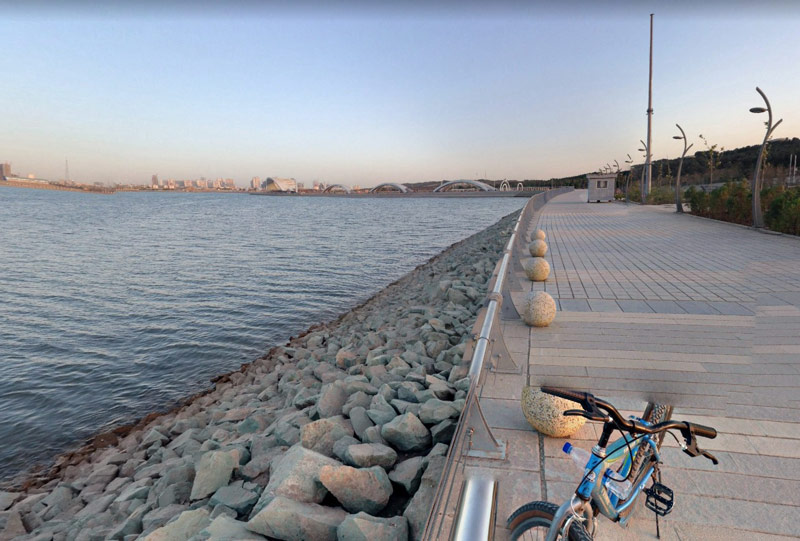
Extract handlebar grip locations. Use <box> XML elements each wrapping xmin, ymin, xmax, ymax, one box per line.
<box><xmin>687</xmin><ymin>422</ymin><xmax>717</xmax><ymax>439</ymax></box>
<box><xmin>540</xmin><ymin>386</ymin><xmax>587</xmax><ymax>404</ymax></box>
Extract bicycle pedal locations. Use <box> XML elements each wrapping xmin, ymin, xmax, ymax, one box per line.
<box><xmin>644</xmin><ymin>482</ymin><xmax>674</xmax><ymax>516</ymax></box>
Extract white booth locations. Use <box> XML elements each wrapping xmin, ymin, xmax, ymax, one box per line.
<box><xmin>586</xmin><ymin>173</ymin><xmax>616</xmax><ymax>203</ymax></box>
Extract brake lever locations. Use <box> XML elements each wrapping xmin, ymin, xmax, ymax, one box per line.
<box><xmin>564</xmin><ymin>409</ymin><xmax>608</xmax><ymax>422</ymax></box>
<box><xmin>681</xmin><ymin>431</ymin><xmax>719</xmax><ymax>465</ymax></box>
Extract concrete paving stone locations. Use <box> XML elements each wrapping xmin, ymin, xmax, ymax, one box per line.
<box><xmin>644</xmin><ymin>300</ymin><xmax>688</xmax><ymax>314</ymax></box>
<box><xmin>557</xmin><ymin>298</ymin><xmax>592</xmax><ymax>312</ymax></box>
<box><xmin>616</xmin><ymin>299</ymin><xmax>655</xmax><ymax>313</ymax></box>
<box><xmin>708</xmin><ymin>302</ymin><xmax>755</xmax><ymax>316</ymax></box>
<box><xmin>587</xmin><ymin>299</ymin><xmax>622</xmax><ymax>312</ymax></box>
<box><xmin>478</xmin><ymin>398</ymin><xmax>531</xmax><ymax>431</ymax></box>
<box><xmin>676</xmin><ymin>300</ymin><xmax>720</xmax><ymax>315</ymax></box>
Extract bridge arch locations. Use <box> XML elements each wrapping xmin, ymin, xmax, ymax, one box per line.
<box><xmin>370</xmin><ymin>182</ymin><xmax>410</xmax><ymax>194</ymax></box>
<box><xmin>433</xmin><ymin>179</ymin><xmax>497</xmax><ymax>193</ymax></box>
<box><xmin>323</xmin><ymin>184</ymin><xmax>352</xmax><ymax>194</ymax></box>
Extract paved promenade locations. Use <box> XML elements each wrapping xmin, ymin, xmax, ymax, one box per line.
<box><xmin>476</xmin><ymin>190</ymin><xmax>800</xmax><ymax>539</ymax></box>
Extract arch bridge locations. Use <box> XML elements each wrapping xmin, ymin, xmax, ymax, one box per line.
<box><xmin>370</xmin><ymin>182</ymin><xmax>410</xmax><ymax>193</ymax></box>
<box><xmin>433</xmin><ymin>179</ymin><xmax>497</xmax><ymax>193</ymax></box>
<box><xmin>323</xmin><ymin>184</ymin><xmax>352</xmax><ymax>194</ymax></box>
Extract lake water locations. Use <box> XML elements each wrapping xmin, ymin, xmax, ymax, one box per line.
<box><xmin>0</xmin><ymin>187</ymin><xmax>525</xmax><ymax>481</ymax></box>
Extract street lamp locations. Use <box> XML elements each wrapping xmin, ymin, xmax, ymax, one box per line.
<box><xmin>639</xmin><ymin>140</ymin><xmax>649</xmax><ymax>203</ymax></box>
<box><xmin>750</xmin><ymin>87</ymin><xmax>783</xmax><ymax>228</ymax></box>
<box><xmin>673</xmin><ymin>124</ymin><xmax>693</xmax><ymax>214</ymax></box>
<box><xmin>624</xmin><ymin>154</ymin><xmax>633</xmax><ymax>204</ymax></box>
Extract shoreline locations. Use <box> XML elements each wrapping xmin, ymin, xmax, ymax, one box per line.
<box><xmin>0</xmin><ymin>208</ymin><xmax>520</xmax><ymax>540</ymax></box>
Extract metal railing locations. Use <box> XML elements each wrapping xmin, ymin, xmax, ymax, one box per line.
<box><xmin>422</xmin><ymin>187</ymin><xmax>572</xmax><ymax>541</ymax></box>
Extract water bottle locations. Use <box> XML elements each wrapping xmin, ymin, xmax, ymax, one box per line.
<box><xmin>562</xmin><ymin>442</ymin><xmax>591</xmax><ymax>471</ymax></box>
<box><xmin>604</xmin><ymin>470</ymin><xmax>633</xmax><ymax>499</ymax></box>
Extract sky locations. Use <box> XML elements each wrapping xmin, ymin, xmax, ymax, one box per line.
<box><xmin>1</xmin><ymin>1</ymin><xmax>799</xmax><ymax>187</ymax></box>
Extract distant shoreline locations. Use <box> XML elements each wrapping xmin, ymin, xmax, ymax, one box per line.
<box><xmin>0</xmin><ymin>179</ymin><xmax>114</xmax><ymax>194</ymax></box>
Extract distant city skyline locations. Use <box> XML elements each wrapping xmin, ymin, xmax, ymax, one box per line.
<box><xmin>1</xmin><ymin>2</ymin><xmax>799</xmax><ymax>187</ymax></box>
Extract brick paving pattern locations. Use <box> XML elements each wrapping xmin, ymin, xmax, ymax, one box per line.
<box><xmin>473</xmin><ymin>190</ymin><xmax>800</xmax><ymax>540</ymax></box>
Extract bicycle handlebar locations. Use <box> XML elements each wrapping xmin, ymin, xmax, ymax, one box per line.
<box><xmin>541</xmin><ymin>386</ymin><xmax>719</xmax><ymax>463</ymax></box>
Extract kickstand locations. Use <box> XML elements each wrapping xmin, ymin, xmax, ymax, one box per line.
<box><xmin>654</xmin><ymin>470</ymin><xmax>661</xmax><ymax>540</ymax></box>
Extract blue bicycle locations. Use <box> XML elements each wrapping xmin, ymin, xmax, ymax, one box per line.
<box><xmin>507</xmin><ymin>387</ymin><xmax>718</xmax><ymax>540</ymax></box>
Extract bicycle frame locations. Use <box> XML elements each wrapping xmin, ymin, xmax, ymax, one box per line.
<box><xmin>544</xmin><ymin>427</ymin><xmax>662</xmax><ymax>541</ymax></box>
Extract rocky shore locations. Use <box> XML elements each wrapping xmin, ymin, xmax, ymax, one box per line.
<box><xmin>0</xmin><ymin>209</ymin><xmax>519</xmax><ymax>541</ymax></box>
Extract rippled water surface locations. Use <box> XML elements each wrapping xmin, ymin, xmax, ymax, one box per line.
<box><xmin>0</xmin><ymin>187</ymin><xmax>524</xmax><ymax>480</ymax></box>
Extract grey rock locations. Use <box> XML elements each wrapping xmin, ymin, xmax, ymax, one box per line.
<box><xmin>248</xmin><ymin>496</ymin><xmax>346</xmax><ymax>541</ymax></box>
<box><xmin>319</xmin><ymin>465</ymin><xmax>393</xmax><ymax>515</ymax></box>
<box><xmin>0</xmin><ymin>511</ymin><xmax>27</xmax><ymax>539</ymax></box>
<box><xmin>157</xmin><ymin>481</ymin><xmax>192</xmax><ymax>507</ymax></box>
<box><xmin>0</xmin><ymin>491</ymin><xmax>21</xmax><ymax>512</ymax></box>
<box><xmin>342</xmin><ymin>391</ymin><xmax>373</xmax><ymax>416</ymax></box>
<box><xmin>388</xmin><ymin>456</ymin><xmax>426</xmax><ymax>493</ymax></box>
<box><xmin>337</xmin><ymin>512</ymin><xmax>409</xmax><ymax>541</ymax></box>
<box><xmin>418</xmin><ymin>399</ymin><xmax>458</xmax><ymax>425</ymax></box>
<box><xmin>332</xmin><ymin>436</ymin><xmax>361</xmax><ymax>463</ymax></box>
<box><xmin>199</xmin><ymin>515</ymin><xmax>265</xmax><ymax>540</ymax></box>
<box><xmin>318</xmin><ymin>381</ymin><xmax>348</xmax><ymax>418</ymax></box>
<box><xmin>427</xmin><ymin>443</ymin><xmax>449</xmax><ymax>458</ymax></box>
<box><xmin>75</xmin><ymin>493</ymin><xmax>115</xmax><ymax>519</ymax></box>
<box><xmin>348</xmin><ymin>407</ymin><xmax>374</xmax><ymax>440</ymax></box>
<box><xmin>431</xmin><ymin>419</ymin><xmax>456</xmax><ymax>445</ymax></box>
<box><xmin>141</xmin><ymin>504</ymin><xmax>188</xmax><ymax>532</ymax></box>
<box><xmin>249</xmin><ymin>444</ymin><xmax>339</xmax><ymax>517</ymax></box>
<box><xmin>209</xmin><ymin>484</ymin><xmax>259</xmax><ymax>516</ymax></box>
<box><xmin>190</xmin><ymin>450</ymin><xmax>237</xmax><ymax>500</ymax></box>
<box><xmin>396</xmin><ymin>382</ymin><xmax>421</xmax><ymax>403</ymax></box>
<box><xmin>342</xmin><ymin>443</ymin><xmax>397</xmax><ymax>469</ymax></box>
<box><xmin>380</xmin><ymin>413</ymin><xmax>431</xmax><ymax>452</ymax></box>
<box><xmin>300</xmin><ymin>416</ymin><xmax>355</xmax><ymax>457</ymax></box>
<box><xmin>403</xmin><ymin>456</ymin><xmax>445</xmax><ymax>541</ymax></box>
<box><xmin>143</xmin><ymin>508</ymin><xmax>209</xmax><ymax>540</ymax></box>
<box><xmin>361</xmin><ymin>426</ymin><xmax>387</xmax><ymax>445</ymax></box>
<box><xmin>86</xmin><ymin>463</ymin><xmax>119</xmax><ymax>488</ymax></box>
<box><xmin>115</xmin><ymin>479</ymin><xmax>153</xmax><ymax>502</ymax></box>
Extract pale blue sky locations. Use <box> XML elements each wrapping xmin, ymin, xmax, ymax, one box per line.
<box><xmin>1</xmin><ymin>2</ymin><xmax>798</xmax><ymax>186</ymax></box>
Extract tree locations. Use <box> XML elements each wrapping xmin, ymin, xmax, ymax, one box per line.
<box><xmin>699</xmin><ymin>134</ymin><xmax>724</xmax><ymax>186</ymax></box>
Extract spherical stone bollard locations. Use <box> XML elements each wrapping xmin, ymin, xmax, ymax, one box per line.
<box><xmin>521</xmin><ymin>386</ymin><xmax>586</xmax><ymax>438</ymax></box>
<box><xmin>524</xmin><ymin>257</ymin><xmax>550</xmax><ymax>282</ymax></box>
<box><xmin>522</xmin><ymin>291</ymin><xmax>556</xmax><ymax>327</ymax></box>
<box><xmin>531</xmin><ymin>229</ymin><xmax>546</xmax><ymax>241</ymax></box>
<box><xmin>528</xmin><ymin>239</ymin><xmax>548</xmax><ymax>257</ymax></box>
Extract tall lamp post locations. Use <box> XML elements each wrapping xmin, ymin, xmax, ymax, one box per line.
<box><xmin>749</xmin><ymin>87</ymin><xmax>782</xmax><ymax>229</ymax></box>
<box><xmin>624</xmin><ymin>154</ymin><xmax>633</xmax><ymax>204</ymax></box>
<box><xmin>673</xmin><ymin>124</ymin><xmax>693</xmax><ymax>214</ymax></box>
<box><xmin>639</xmin><ymin>140</ymin><xmax>649</xmax><ymax>203</ymax></box>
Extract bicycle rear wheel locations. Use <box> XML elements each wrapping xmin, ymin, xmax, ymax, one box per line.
<box><xmin>507</xmin><ymin>501</ymin><xmax>592</xmax><ymax>541</ymax></box>
<box><xmin>621</xmin><ymin>403</ymin><xmax>673</xmax><ymax>511</ymax></box>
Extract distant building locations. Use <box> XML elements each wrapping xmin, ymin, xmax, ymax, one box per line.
<box><xmin>167</xmin><ymin>179</ymin><xmax>176</xmax><ymax>189</ymax></box>
<box><xmin>1</xmin><ymin>162</ymin><xmax>11</xmax><ymax>179</ymax></box>
<box><xmin>251</xmin><ymin>176</ymin><xmax>261</xmax><ymax>189</ymax></box>
<box><xmin>296</xmin><ymin>182</ymin><xmax>304</xmax><ymax>190</ymax></box>
<box><xmin>224</xmin><ymin>178</ymin><xmax>235</xmax><ymax>189</ymax></box>
<box><xmin>261</xmin><ymin>177</ymin><xmax>297</xmax><ymax>192</ymax></box>
<box><xmin>151</xmin><ymin>174</ymin><xmax>159</xmax><ymax>187</ymax></box>
<box><xmin>195</xmin><ymin>179</ymin><xmax>207</xmax><ymax>189</ymax></box>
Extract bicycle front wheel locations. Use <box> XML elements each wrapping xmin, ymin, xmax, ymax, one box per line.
<box><xmin>507</xmin><ymin>501</ymin><xmax>592</xmax><ymax>541</ymax></box>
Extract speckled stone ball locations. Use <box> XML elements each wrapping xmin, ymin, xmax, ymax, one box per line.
<box><xmin>521</xmin><ymin>386</ymin><xmax>586</xmax><ymax>438</ymax></box>
<box><xmin>528</xmin><ymin>239</ymin><xmax>548</xmax><ymax>257</ymax></box>
<box><xmin>531</xmin><ymin>229</ymin><xmax>546</xmax><ymax>241</ymax></box>
<box><xmin>524</xmin><ymin>257</ymin><xmax>550</xmax><ymax>282</ymax></box>
<box><xmin>522</xmin><ymin>291</ymin><xmax>556</xmax><ymax>327</ymax></box>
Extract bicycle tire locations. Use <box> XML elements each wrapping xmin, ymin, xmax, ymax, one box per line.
<box><xmin>623</xmin><ymin>403</ymin><xmax>673</xmax><ymax>503</ymax></box>
<box><xmin>507</xmin><ymin>500</ymin><xmax>593</xmax><ymax>541</ymax></box>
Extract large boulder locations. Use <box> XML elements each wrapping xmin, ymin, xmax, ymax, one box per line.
<box><xmin>381</xmin><ymin>413</ymin><xmax>431</xmax><ymax>452</ymax></box>
<box><xmin>143</xmin><ymin>508</ymin><xmax>209</xmax><ymax>541</ymax></box>
<box><xmin>521</xmin><ymin>386</ymin><xmax>585</xmax><ymax>438</ymax></box>
<box><xmin>191</xmin><ymin>450</ymin><xmax>238</xmax><ymax>500</ymax></box>
<box><xmin>341</xmin><ymin>443</ymin><xmax>397</xmax><ymax>469</ymax></box>
<box><xmin>318</xmin><ymin>381</ymin><xmax>348</xmax><ymax>418</ymax></box>
<box><xmin>248</xmin><ymin>496</ymin><xmax>346</xmax><ymax>541</ymax></box>
<box><xmin>388</xmin><ymin>456</ymin><xmax>426</xmax><ymax>493</ymax></box>
<box><xmin>337</xmin><ymin>512</ymin><xmax>409</xmax><ymax>541</ymax></box>
<box><xmin>319</xmin><ymin>465</ymin><xmax>393</xmax><ymax>515</ymax></box>
<box><xmin>209</xmin><ymin>482</ymin><xmax>260</xmax><ymax>516</ymax></box>
<box><xmin>249</xmin><ymin>444</ymin><xmax>339</xmax><ymax>517</ymax></box>
<box><xmin>197</xmin><ymin>515</ymin><xmax>264</xmax><ymax>540</ymax></box>
<box><xmin>300</xmin><ymin>416</ymin><xmax>355</xmax><ymax>457</ymax></box>
<box><xmin>418</xmin><ymin>399</ymin><xmax>458</xmax><ymax>425</ymax></box>
<box><xmin>404</xmin><ymin>456</ymin><xmax>446</xmax><ymax>541</ymax></box>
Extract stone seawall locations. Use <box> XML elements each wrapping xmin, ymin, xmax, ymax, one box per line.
<box><xmin>0</xmin><ymin>209</ymin><xmax>520</xmax><ymax>541</ymax></box>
